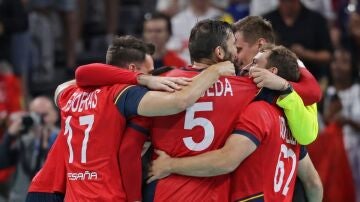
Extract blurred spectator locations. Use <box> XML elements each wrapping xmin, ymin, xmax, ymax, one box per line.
<box><xmin>323</xmin><ymin>48</ymin><xmax>360</xmax><ymax>201</ymax></box>
<box><xmin>156</xmin><ymin>0</ymin><xmax>187</xmax><ymax>17</ymax></box>
<box><xmin>143</xmin><ymin>12</ymin><xmax>187</xmax><ymax>69</ymax></box>
<box><xmin>0</xmin><ymin>0</ymin><xmax>30</xmax><ymax>76</ymax></box>
<box><xmin>29</xmin><ymin>0</ymin><xmax>78</xmax><ymax>75</ymax></box>
<box><xmin>301</xmin><ymin>0</ymin><xmax>335</xmax><ymax>20</ymax></box>
<box><xmin>0</xmin><ymin>62</ymin><xmax>23</xmax><ymax>201</ymax></box>
<box><xmin>264</xmin><ymin>0</ymin><xmax>333</xmax><ymax>83</ymax></box>
<box><xmin>251</xmin><ymin>0</ymin><xmax>335</xmax><ymax>20</ymax></box>
<box><xmin>0</xmin><ymin>62</ymin><xmax>23</xmax><ymax>140</ymax></box>
<box><xmin>348</xmin><ymin>11</ymin><xmax>360</xmax><ymax>75</ymax></box>
<box><xmin>167</xmin><ymin>0</ymin><xmax>228</xmax><ymax>63</ymax></box>
<box><xmin>225</xmin><ymin>0</ymin><xmax>250</xmax><ymax>21</ymax></box>
<box><xmin>250</xmin><ymin>0</ymin><xmax>278</xmax><ymax>16</ymax></box>
<box><xmin>0</xmin><ymin>96</ymin><xmax>58</xmax><ymax>202</ymax></box>
<box><xmin>78</xmin><ymin>0</ymin><xmax>119</xmax><ymax>45</ymax></box>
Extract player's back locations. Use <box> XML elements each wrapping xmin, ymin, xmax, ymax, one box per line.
<box><xmin>150</xmin><ymin>68</ymin><xmax>259</xmax><ymax>201</ymax></box>
<box><xmin>57</xmin><ymin>84</ymin><xmax>129</xmax><ymax>201</ymax></box>
<box><xmin>231</xmin><ymin>101</ymin><xmax>301</xmax><ymax>202</ymax></box>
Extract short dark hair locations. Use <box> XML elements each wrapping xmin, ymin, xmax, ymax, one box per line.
<box><xmin>189</xmin><ymin>19</ymin><xmax>233</xmax><ymax>62</ymax></box>
<box><xmin>260</xmin><ymin>45</ymin><xmax>300</xmax><ymax>82</ymax></box>
<box><xmin>106</xmin><ymin>35</ymin><xmax>155</xmax><ymax>67</ymax></box>
<box><xmin>143</xmin><ymin>12</ymin><xmax>172</xmax><ymax>35</ymax></box>
<box><xmin>232</xmin><ymin>16</ymin><xmax>275</xmax><ymax>45</ymax></box>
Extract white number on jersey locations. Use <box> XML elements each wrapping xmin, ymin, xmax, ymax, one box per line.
<box><xmin>64</xmin><ymin>115</ymin><xmax>94</xmax><ymax>163</ymax></box>
<box><xmin>274</xmin><ymin>144</ymin><xmax>297</xmax><ymax>195</ymax></box>
<box><xmin>183</xmin><ymin>102</ymin><xmax>214</xmax><ymax>151</ymax></box>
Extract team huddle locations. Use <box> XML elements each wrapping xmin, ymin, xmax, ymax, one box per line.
<box><xmin>25</xmin><ymin>17</ymin><xmax>323</xmax><ymax>202</ymax></box>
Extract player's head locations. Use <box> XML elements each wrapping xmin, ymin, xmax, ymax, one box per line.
<box><xmin>143</xmin><ymin>12</ymin><xmax>172</xmax><ymax>49</ymax></box>
<box><xmin>106</xmin><ymin>35</ymin><xmax>155</xmax><ymax>73</ymax></box>
<box><xmin>232</xmin><ymin>16</ymin><xmax>275</xmax><ymax>70</ymax></box>
<box><xmin>189</xmin><ymin>19</ymin><xmax>236</xmax><ymax>65</ymax></box>
<box><xmin>248</xmin><ymin>45</ymin><xmax>300</xmax><ymax>82</ymax></box>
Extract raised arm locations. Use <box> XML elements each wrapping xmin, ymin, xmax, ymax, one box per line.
<box><xmin>297</xmin><ymin>154</ymin><xmax>323</xmax><ymax>202</ymax></box>
<box><xmin>249</xmin><ymin>67</ymin><xmax>319</xmax><ymax>145</ymax></box>
<box><xmin>75</xmin><ymin>63</ymin><xmax>192</xmax><ymax>92</ymax></box>
<box><xmin>137</xmin><ymin>61</ymin><xmax>235</xmax><ymax>116</ymax></box>
<box><xmin>277</xmin><ymin>90</ymin><xmax>318</xmax><ymax>145</ymax></box>
<box><xmin>290</xmin><ymin>67</ymin><xmax>322</xmax><ymax>104</ymax></box>
<box><xmin>148</xmin><ymin>134</ymin><xmax>256</xmax><ymax>182</ymax></box>
<box><xmin>75</xmin><ymin>63</ymin><xmax>140</xmax><ymax>86</ymax></box>
<box><xmin>250</xmin><ymin>66</ymin><xmax>322</xmax><ymax>105</ymax></box>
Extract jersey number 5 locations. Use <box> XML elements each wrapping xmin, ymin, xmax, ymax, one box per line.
<box><xmin>183</xmin><ymin>102</ymin><xmax>214</xmax><ymax>151</ymax></box>
<box><xmin>274</xmin><ymin>144</ymin><xmax>296</xmax><ymax>196</ymax></box>
<box><xmin>64</xmin><ymin>115</ymin><xmax>94</xmax><ymax>163</ymax></box>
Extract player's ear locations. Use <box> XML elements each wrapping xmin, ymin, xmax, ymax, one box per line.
<box><xmin>269</xmin><ymin>66</ymin><xmax>278</xmax><ymax>74</ymax></box>
<box><xmin>128</xmin><ymin>64</ymin><xmax>137</xmax><ymax>72</ymax></box>
<box><xmin>215</xmin><ymin>46</ymin><xmax>225</xmax><ymax>60</ymax></box>
<box><xmin>257</xmin><ymin>38</ymin><xmax>267</xmax><ymax>49</ymax></box>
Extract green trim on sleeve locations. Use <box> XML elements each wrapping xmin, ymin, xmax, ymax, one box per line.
<box><xmin>276</xmin><ymin>90</ymin><xmax>318</xmax><ymax>145</ymax></box>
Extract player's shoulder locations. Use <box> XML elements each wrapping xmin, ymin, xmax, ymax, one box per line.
<box><xmin>107</xmin><ymin>83</ymin><xmax>131</xmax><ymax>91</ymax></box>
<box><xmin>244</xmin><ymin>100</ymin><xmax>279</xmax><ymax>117</ymax></box>
<box><xmin>161</xmin><ymin>68</ymin><xmax>197</xmax><ymax>78</ymax></box>
<box><xmin>223</xmin><ymin>76</ymin><xmax>258</xmax><ymax>94</ymax></box>
<box><xmin>58</xmin><ymin>85</ymin><xmax>78</xmax><ymax>101</ymax></box>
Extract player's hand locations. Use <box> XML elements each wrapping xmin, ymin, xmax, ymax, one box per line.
<box><xmin>138</xmin><ymin>75</ymin><xmax>192</xmax><ymax>92</ymax></box>
<box><xmin>249</xmin><ymin>67</ymin><xmax>288</xmax><ymax>90</ymax></box>
<box><xmin>147</xmin><ymin>150</ymin><xmax>172</xmax><ymax>183</ymax></box>
<box><xmin>209</xmin><ymin>61</ymin><xmax>236</xmax><ymax>76</ymax></box>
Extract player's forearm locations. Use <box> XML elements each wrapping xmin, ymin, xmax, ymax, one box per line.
<box><xmin>137</xmin><ymin>64</ymin><xmax>224</xmax><ymax>116</ymax></box>
<box><xmin>169</xmin><ymin>149</ymin><xmax>235</xmax><ymax>177</ymax></box>
<box><xmin>290</xmin><ymin>68</ymin><xmax>322</xmax><ymax>105</ymax></box>
<box><xmin>277</xmin><ymin>91</ymin><xmax>318</xmax><ymax>145</ymax></box>
<box><xmin>298</xmin><ymin>155</ymin><xmax>323</xmax><ymax>202</ymax></box>
<box><xmin>304</xmin><ymin>183</ymin><xmax>323</xmax><ymax>202</ymax></box>
<box><xmin>75</xmin><ymin>63</ymin><xmax>140</xmax><ymax>87</ymax></box>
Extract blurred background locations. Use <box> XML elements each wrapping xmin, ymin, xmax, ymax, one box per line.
<box><xmin>0</xmin><ymin>0</ymin><xmax>359</xmax><ymax>201</ymax></box>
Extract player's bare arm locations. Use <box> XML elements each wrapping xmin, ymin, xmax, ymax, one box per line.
<box><xmin>147</xmin><ymin>134</ymin><xmax>256</xmax><ymax>183</ymax></box>
<box><xmin>137</xmin><ymin>61</ymin><xmax>235</xmax><ymax>116</ymax></box>
<box><xmin>297</xmin><ymin>154</ymin><xmax>323</xmax><ymax>202</ymax></box>
<box><xmin>136</xmin><ymin>74</ymin><xmax>192</xmax><ymax>92</ymax></box>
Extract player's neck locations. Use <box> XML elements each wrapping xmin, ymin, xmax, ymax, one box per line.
<box><xmin>192</xmin><ymin>61</ymin><xmax>212</xmax><ymax>70</ymax></box>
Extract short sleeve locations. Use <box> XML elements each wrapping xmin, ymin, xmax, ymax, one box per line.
<box><xmin>127</xmin><ymin>116</ymin><xmax>152</xmax><ymax>137</ymax></box>
<box><xmin>299</xmin><ymin>146</ymin><xmax>308</xmax><ymax>160</ymax></box>
<box><xmin>115</xmin><ymin>86</ymin><xmax>149</xmax><ymax>118</ymax></box>
<box><xmin>232</xmin><ymin>101</ymin><xmax>272</xmax><ymax>147</ymax></box>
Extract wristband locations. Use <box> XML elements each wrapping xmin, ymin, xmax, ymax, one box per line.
<box><xmin>279</xmin><ymin>83</ymin><xmax>293</xmax><ymax>95</ymax></box>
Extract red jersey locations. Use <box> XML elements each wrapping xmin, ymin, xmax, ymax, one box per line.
<box><xmin>149</xmin><ymin>68</ymin><xmax>258</xmax><ymax>201</ymax></box>
<box><xmin>56</xmin><ymin>83</ymin><xmax>149</xmax><ymax>201</ymax></box>
<box><xmin>231</xmin><ymin>101</ymin><xmax>300</xmax><ymax>202</ymax></box>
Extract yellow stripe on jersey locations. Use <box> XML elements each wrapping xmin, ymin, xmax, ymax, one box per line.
<box><xmin>114</xmin><ymin>85</ymin><xmax>135</xmax><ymax>104</ymax></box>
<box><xmin>238</xmin><ymin>193</ymin><xmax>264</xmax><ymax>202</ymax></box>
<box><xmin>276</xmin><ymin>90</ymin><xmax>318</xmax><ymax>145</ymax></box>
